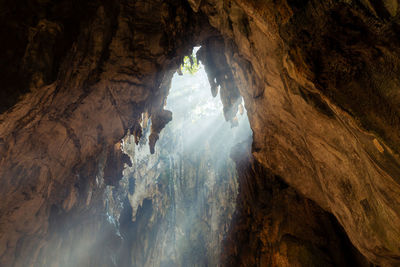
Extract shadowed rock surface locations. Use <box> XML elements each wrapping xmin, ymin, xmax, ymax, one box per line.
<box><xmin>1</xmin><ymin>0</ymin><xmax>400</xmax><ymax>266</ymax></box>
<box><xmin>222</xmin><ymin>140</ymin><xmax>373</xmax><ymax>267</ymax></box>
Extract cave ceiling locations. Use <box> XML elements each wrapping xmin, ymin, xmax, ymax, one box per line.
<box><xmin>1</xmin><ymin>0</ymin><xmax>400</xmax><ymax>266</ymax></box>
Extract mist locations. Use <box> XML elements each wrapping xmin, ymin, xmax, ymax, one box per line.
<box><xmin>116</xmin><ymin>48</ymin><xmax>252</xmax><ymax>266</ymax></box>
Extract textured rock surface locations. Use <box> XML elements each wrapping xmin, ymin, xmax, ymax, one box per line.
<box><xmin>222</xmin><ymin>140</ymin><xmax>372</xmax><ymax>267</ymax></box>
<box><xmin>100</xmin><ymin>69</ymin><xmax>251</xmax><ymax>266</ymax></box>
<box><xmin>195</xmin><ymin>1</ymin><xmax>400</xmax><ymax>265</ymax></box>
<box><xmin>0</xmin><ymin>1</ymin><xmax>213</xmax><ymax>265</ymax></box>
<box><xmin>0</xmin><ymin>0</ymin><xmax>400</xmax><ymax>266</ymax></box>
<box><xmin>117</xmin><ymin>121</ymin><xmax>238</xmax><ymax>267</ymax></box>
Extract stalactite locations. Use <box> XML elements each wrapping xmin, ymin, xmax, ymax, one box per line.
<box><xmin>1</xmin><ymin>0</ymin><xmax>400</xmax><ymax>266</ymax></box>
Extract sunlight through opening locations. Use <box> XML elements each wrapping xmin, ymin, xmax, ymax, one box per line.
<box><xmin>111</xmin><ymin>46</ymin><xmax>252</xmax><ymax>266</ymax></box>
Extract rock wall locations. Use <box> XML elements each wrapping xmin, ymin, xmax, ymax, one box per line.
<box><xmin>0</xmin><ymin>0</ymin><xmax>214</xmax><ymax>265</ymax></box>
<box><xmin>0</xmin><ymin>0</ymin><xmax>400</xmax><ymax>266</ymax></box>
<box><xmin>116</xmin><ymin>127</ymin><xmax>238</xmax><ymax>267</ymax></box>
<box><xmin>195</xmin><ymin>1</ymin><xmax>400</xmax><ymax>265</ymax></box>
<box><xmin>222</xmin><ymin>140</ymin><xmax>372</xmax><ymax>267</ymax></box>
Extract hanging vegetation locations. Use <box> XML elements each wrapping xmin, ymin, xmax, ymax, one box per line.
<box><xmin>181</xmin><ymin>54</ymin><xmax>200</xmax><ymax>74</ymax></box>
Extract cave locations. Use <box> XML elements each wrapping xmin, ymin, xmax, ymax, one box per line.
<box><xmin>1</xmin><ymin>0</ymin><xmax>400</xmax><ymax>266</ymax></box>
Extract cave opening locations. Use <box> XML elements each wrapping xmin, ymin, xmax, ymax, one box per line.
<box><xmin>105</xmin><ymin>46</ymin><xmax>252</xmax><ymax>266</ymax></box>
<box><xmin>2</xmin><ymin>1</ymin><xmax>400</xmax><ymax>266</ymax></box>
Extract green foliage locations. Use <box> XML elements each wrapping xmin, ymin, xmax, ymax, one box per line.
<box><xmin>181</xmin><ymin>54</ymin><xmax>200</xmax><ymax>75</ymax></box>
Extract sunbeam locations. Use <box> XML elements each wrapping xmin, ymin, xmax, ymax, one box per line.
<box><xmin>115</xmin><ymin>47</ymin><xmax>252</xmax><ymax>266</ymax></box>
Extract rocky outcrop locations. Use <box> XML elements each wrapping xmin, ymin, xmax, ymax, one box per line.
<box><xmin>197</xmin><ymin>37</ymin><xmax>241</xmax><ymax>124</ymax></box>
<box><xmin>196</xmin><ymin>1</ymin><xmax>400</xmax><ymax>265</ymax></box>
<box><xmin>222</xmin><ymin>140</ymin><xmax>372</xmax><ymax>267</ymax></box>
<box><xmin>1</xmin><ymin>0</ymin><xmax>400</xmax><ymax>266</ymax></box>
<box><xmin>116</xmin><ymin>125</ymin><xmax>238</xmax><ymax>267</ymax></box>
<box><xmin>0</xmin><ymin>1</ymin><xmax>214</xmax><ymax>265</ymax></box>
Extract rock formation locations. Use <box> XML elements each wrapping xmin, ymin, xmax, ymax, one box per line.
<box><xmin>113</xmin><ymin>72</ymin><xmax>245</xmax><ymax>266</ymax></box>
<box><xmin>1</xmin><ymin>0</ymin><xmax>400</xmax><ymax>266</ymax></box>
<box><xmin>222</xmin><ymin>140</ymin><xmax>372</xmax><ymax>267</ymax></box>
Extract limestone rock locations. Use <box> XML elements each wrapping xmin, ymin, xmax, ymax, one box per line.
<box><xmin>0</xmin><ymin>0</ymin><xmax>400</xmax><ymax>266</ymax></box>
